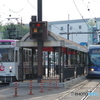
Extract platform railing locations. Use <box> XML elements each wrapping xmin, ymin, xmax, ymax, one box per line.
<box><xmin>18</xmin><ymin>64</ymin><xmax>85</xmax><ymax>82</ymax></box>
<box><xmin>76</xmin><ymin>66</ymin><xmax>84</xmax><ymax>77</ymax></box>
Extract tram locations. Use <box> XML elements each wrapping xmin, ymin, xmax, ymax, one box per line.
<box><xmin>0</xmin><ymin>39</ymin><xmax>32</xmax><ymax>83</ymax></box>
<box><xmin>87</xmin><ymin>45</ymin><xmax>100</xmax><ymax>78</ymax></box>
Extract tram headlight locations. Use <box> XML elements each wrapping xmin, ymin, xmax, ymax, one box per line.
<box><xmin>90</xmin><ymin>68</ymin><xmax>94</xmax><ymax>71</ymax></box>
<box><xmin>9</xmin><ymin>66</ymin><xmax>13</xmax><ymax>69</ymax></box>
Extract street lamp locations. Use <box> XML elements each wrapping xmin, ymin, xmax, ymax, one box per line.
<box><xmin>88</xmin><ymin>18</ymin><xmax>96</xmax><ymax>26</ymax></box>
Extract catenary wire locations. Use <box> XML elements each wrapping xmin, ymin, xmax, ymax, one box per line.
<box><xmin>0</xmin><ymin>0</ymin><xmax>90</xmax><ymax>35</ymax></box>
<box><xmin>73</xmin><ymin>0</ymin><xmax>90</xmax><ymax>28</ymax></box>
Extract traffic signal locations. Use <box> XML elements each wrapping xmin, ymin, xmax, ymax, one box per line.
<box><xmin>30</xmin><ymin>21</ymin><xmax>48</xmax><ymax>39</ymax></box>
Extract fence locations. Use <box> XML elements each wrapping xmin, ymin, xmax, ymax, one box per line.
<box><xmin>18</xmin><ymin>65</ymin><xmax>85</xmax><ymax>82</ymax></box>
<box><xmin>76</xmin><ymin>67</ymin><xmax>84</xmax><ymax>77</ymax></box>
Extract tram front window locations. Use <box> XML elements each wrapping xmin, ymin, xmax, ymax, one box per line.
<box><xmin>90</xmin><ymin>54</ymin><xmax>100</xmax><ymax>66</ymax></box>
<box><xmin>0</xmin><ymin>48</ymin><xmax>14</xmax><ymax>62</ymax></box>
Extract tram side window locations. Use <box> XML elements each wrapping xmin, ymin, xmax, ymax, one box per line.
<box><xmin>0</xmin><ymin>48</ymin><xmax>14</xmax><ymax>62</ymax></box>
<box><xmin>8</xmin><ymin>49</ymin><xmax>14</xmax><ymax>62</ymax></box>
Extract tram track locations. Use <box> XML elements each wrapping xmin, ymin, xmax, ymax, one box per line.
<box><xmin>20</xmin><ymin>79</ymin><xmax>100</xmax><ymax>100</ymax></box>
<box><xmin>54</xmin><ymin>79</ymin><xmax>92</xmax><ymax>100</ymax></box>
<box><xmin>54</xmin><ymin>79</ymin><xmax>100</xmax><ymax>100</ymax></box>
<box><xmin>81</xmin><ymin>81</ymin><xmax>100</xmax><ymax>100</ymax></box>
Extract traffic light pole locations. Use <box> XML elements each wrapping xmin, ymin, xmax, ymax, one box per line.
<box><xmin>37</xmin><ymin>0</ymin><xmax>43</xmax><ymax>82</ymax></box>
<box><xmin>38</xmin><ymin>0</ymin><xmax>42</xmax><ymax>21</ymax></box>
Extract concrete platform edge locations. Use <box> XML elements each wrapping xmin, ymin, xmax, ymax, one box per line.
<box><xmin>10</xmin><ymin>76</ymin><xmax>86</xmax><ymax>88</ymax></box>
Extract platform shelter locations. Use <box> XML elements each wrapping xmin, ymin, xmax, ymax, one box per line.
<box><xmin>16</xmin><ymin>31</ymin><xmax>88</xmax><ymax>82</ymax></box>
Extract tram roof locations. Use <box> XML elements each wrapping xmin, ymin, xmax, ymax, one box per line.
<box><xmin>0</xmin><ymin>39</ymin><xmax>19</xmax><ymax>42</ymax></box>
<box><xmin>89</xmin><ymin>45</ymin><xmax>100</xmax><ymax>49</ymax></box>
<box><xmin>16</xmin><ymin>31</ymin><xmax>88</xmax><ymax>52</ymax></box>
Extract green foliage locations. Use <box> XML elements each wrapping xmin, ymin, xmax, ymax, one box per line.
<box><xmin>21</xmin><ymin>25</ymin><xmax>29</xmax><ymax>36</ymax></box>
<box><xmin>2</xmin><ymin>26</ymin><xmax>9</xmax><ymax>39</ymax></box>
<box><xmin>0</xmin><ymin>24</ymin><xmax>29</xmax><ymax>39</ymax></box>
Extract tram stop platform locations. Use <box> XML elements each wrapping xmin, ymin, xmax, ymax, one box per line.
<box><xmin>10</xmin><ymin>76</ymin><xmax>86</xmax><ymax>88</ymax></box>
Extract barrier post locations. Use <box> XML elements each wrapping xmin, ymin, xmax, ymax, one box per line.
<box><xmin>39</xmin><ymin>79</ymin><xmax>44</xmax><ymax>93</ymax></box>
<box><xmin>48</xmin><ymin>79</ymin><xmax>52</xmax><ymax>91</ymax></box>
<box><xmin>28</xmin><ymin>80</ymin><xmax>34</xmax><ymax>95</ymax></box>
<box><xmin>14</xmin><ymin>82</ymin><xmax>18</xmax><ymax>97</ymax></box>
<box><xmin>54</xmin><ymin>77</ymin><xmax>59</xmax><ymax>89</ymax></box>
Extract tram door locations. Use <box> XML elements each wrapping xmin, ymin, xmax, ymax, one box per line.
<box><xmin>18</xmin><ymin>48</ymin><xmax>33</xmax><ymax>81</ymax></box>
<box><xmin>23</xmin><ymin>48</ymin><xmax>32</xmax><ymax>79</ymax></box>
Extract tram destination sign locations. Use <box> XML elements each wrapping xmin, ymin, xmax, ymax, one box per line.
<box><xmin>91</xmin><ymin>50</ymin><xmax>100</xmax><ymax>53</ymax></box>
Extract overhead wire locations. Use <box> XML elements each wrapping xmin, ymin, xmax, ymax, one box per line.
<box><xmin>73</xmin><ymin>0</ymin><xmax>90</xmax><ymax>28</ymax></box>
<box><xmin>82</xmin><ymin>0</ymin><xmax>98</xmax><ymax>22</ymax></box>
<box><xmin>10</xmin><ymin>0</ymin><xmax>28</xmax><ymax>13</ymax></box>
<box><xmin>0</xmin><ymin>0</ymin><xmax>87</xmax><ymax>35</ymax></box>
<box><xmin>26</xmin><ymin>0</ymin><xmax>69</xmax><ymax>33</ymax></box>
<box><xmin>9</xmin><ymin>7</ymin><xmax>25</xmax><ymax>13</ymax></box>
<box><xmin>73</xmin><ymin>0</ymin><xmax>97</xmax><ymax>23</ymax></box>
<box><xmin>2</xmin><ymin>0</ymin><xmax>28</xmax><ymax>13</ymax></box>
<box><xmin>27</xmin><ymin>0</ymin><xmax>37</xmax><ymax>10</ymax></box>
<box><xmin>18</xmin><ymin>0</ymin><xmax>83</xmax><ymax>34</ymax></box>
<box><xmin>82</xmin><ymin>0</ymin><xmax>98</xmax><ymax>24</ymax></box>
<box><xmin>28</xmin><ymin>0</ymin><xmax>89</xmax><ymax>36</ymax></box>
<box><xmin>82</xmin><ymin>0</ymin><xmax>93</xmax><ymax>18</ymax></box>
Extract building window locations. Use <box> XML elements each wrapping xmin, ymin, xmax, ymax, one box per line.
<box><xmin>79</xmin><ymin>25</ymin><xmax>82</xmax><ymax>29</ymax></box>
<box><xmin>70</xmin><ymin>26</ymin><xmax>72</xmax><ymax>30</ymax></box>
<box><xmin>61</xmin><ymin>27</ymin><xmax>63</xmax><ymax>30</ymax></box>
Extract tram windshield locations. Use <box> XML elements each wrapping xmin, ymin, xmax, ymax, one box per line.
<box><xmin>90</xmin><ymin>54</ymin><xmax>100</xmax><ymax>66</ymax></box>
<box><xmin>0</xmin><ymin>48</ymin><xmax>14</xmax><ymax>62</ymax></box>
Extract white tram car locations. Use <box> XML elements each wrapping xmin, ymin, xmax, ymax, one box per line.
<box><xmin>0</xmin><ymin>39</ymin><xmax>31</xmax><ymax>83</ymax></box>
<box><xmin>0</xmin><ymin>39</ymin><xmax>19</xmax><ymax>83</ymax></box>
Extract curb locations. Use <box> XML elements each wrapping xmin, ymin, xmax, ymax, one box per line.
<box><xmin>10</xmin><ymin>76</ymin><xmax>86</xmax><ymax>88</ymax></box>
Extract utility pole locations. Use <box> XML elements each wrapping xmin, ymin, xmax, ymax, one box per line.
<box><xmin>67</xmin><ymin>14</ymin><xmax>69</xmax><ymax>40</ymax></box>
<box><xmin>67</xmin><ymin>24</ymin><xmax>69</xmax><ymax>40</ymax></box>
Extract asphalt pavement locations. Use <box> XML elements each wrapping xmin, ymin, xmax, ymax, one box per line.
<box><xmin>0</xmin><ymin>76</ymin><xmax>86</xmax><ymax>100</ymax></box>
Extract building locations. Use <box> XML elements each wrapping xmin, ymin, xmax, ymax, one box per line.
<box><xmin>48</xmin><ymin>18</ymin><xmax>100</xmax><ymax>45</ymax></box>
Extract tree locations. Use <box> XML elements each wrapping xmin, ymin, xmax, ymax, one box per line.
<box><xmin>19</xmin><ymin>25</ymin><xmax>29</xmax><ymax>37</ymax></box>
<box><xmin>1</xmin><ymin>24</ymin><xmax>29</xmax><ymax>39</ymax></box>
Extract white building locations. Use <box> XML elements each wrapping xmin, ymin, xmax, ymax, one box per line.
<box><xmin>48</xmin><ymin>18</ymin><xmax>100</xmax><ymax>46</ymax></box>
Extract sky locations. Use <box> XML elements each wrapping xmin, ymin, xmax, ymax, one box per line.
<box><xmin>0</xmin><ymin>0</ymin><xmax>100</xmax><ymax>24</ymax></box>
